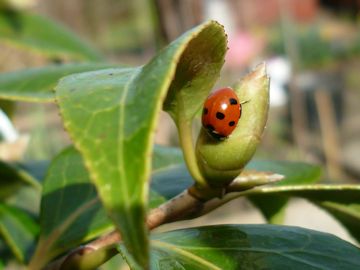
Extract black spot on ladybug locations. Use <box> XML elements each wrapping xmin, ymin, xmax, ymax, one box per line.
<box><xmin>229</xmin><ymin>98</ymin><xmax>238</xmax><ymax>105</ymax></box>
<box><xmin>203</xmin><ymin>108</ymin><xmax>208</xmax><ymax>115</ymax></box>
<box><xmin>216</xmin><ymin>112</ymin><xmax>225</xmax><ymax>120</ymax></box>
<box><xmin>229</xmin><ymin>121</ymin><xmax>235</xmax><ymax>126</ymax></box>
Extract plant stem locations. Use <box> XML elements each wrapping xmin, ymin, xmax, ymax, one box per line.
<box><xmin>48</xmin><ymin>190</ymin><xmax>203</xmax><ymax>270</ymax></box>
<box><xmin>177</xmin><ymin>116</ymin><xmax>208</xmax><ymax>189</ymax></box>
<box><xmin>46</xmin><ymin>172</ymin><xmax>282</xmax><ymax>270</ymax></box>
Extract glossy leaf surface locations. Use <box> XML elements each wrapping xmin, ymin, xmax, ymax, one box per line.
<box><xmin>0</xmin><ymin>63</ymin><xmax>114</xmax><ymax>102</ymax></box>
<box><xmin>56</xmin><ymin>21</ymin><xmax>226</xmax><ymax>268</ymax></box>
<box><xmin>148</xmin><ymin>224</ymin><xmax>360</xmax><ymax>270</ymax></box>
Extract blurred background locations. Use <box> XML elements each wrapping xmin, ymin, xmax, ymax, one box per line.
<box><xmin>1</xmin><ymin>0</ymin><xmax>360</xmax><ymax>268</ymax></box>
<box><xmin>1</xmin><ymin>0</ymin><xmax>360</xmax><ymax>179</ymax></box>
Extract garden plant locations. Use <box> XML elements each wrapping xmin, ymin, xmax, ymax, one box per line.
<box><xmin>0</xmin><ymin>9</ymin><xmax>360</xmax><ymax>270</ymax></box>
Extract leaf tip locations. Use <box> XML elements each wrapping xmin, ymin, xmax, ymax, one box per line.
<box><xmin>252</xmin><ymin>62</ymin><xmax>267</xmax><ymax>80</ymax></box>
<box><xmin>268</xmin><ymin>173</ymin><xmax>285</xmax><ymax>183</ymax></box>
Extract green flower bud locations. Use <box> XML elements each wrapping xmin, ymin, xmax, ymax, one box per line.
<box><xmin>196</xmin><ymin>63</ymin><xmax>270</xmax><ymax>188</ymax></box>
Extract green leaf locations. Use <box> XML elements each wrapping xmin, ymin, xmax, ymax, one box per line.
<box><xmin>29</xmin><ymin>147</ymin><xmax>113</xmax><ymax>269</ymax></box>
<box><xmin>5</xmin><ymin>185</ymin><xmax>40</xmax><ymax>216</ymax></box>
<box><xmin>246</xmin><ymin>184</ymin><xmax>360</xmax><ymax>243</ymax></box>
<box><xmin>246</xmin><ymin>161</ymin><xmax>322</xmax><ymax>224</ymax></box>
<box><xmin>248</xmin><ymin>195</ymin><xmax>288</xmax><ymax>224</ymax></box>
<box><xmin>0</xmin><ymin>63</ymin><xmax>115</xmax><ymax>102</ymax></box>
<box><xmin>319</xmin><ymin>202</ymin><xmax>360</xmax><ymax>243</ymax></box>
<box><xmin>55</xmin><ymin>21</ymin><xmax>226</xmax><ymax>268</ymax></box>
<box><xmin>29</xmin><ymin>145</ymin><xmax>184</xmax><ymax>268</ymax></box>
<box><xmin>151</xmin><ymin>164</ymin><xmax>191</xmax><ymax>200</ymax></box>
<box><xmin>246</xmin><ymin>160</ymin><xmax>323</xmax><ymax>186</ymax></box>
<box><xmin>0</xmin><ymin>11</ymin><xmax>102</xmax><ymax>61</ymax></box>
<box><xmin>163</xmin><ymin>21</ymin><xmax>227</xmax><ymax>188</ymax></box>
<box><xmin>18</xmin><ymin>160</ymin><xmax>50</xmax><ymax>182</ymax></box>
<box><xmin>196</xmin><ymin>64</ymin><xmax>270</xmax><ymax>187</ymax></box>
<box><xmin>0</xmin><ymin>203</ymin><xmax>39</xmax><ymax>263</ymax></box>
<box><xmin>163</xmin><ymin>22</ymin><xmax>226</xmax><ymax>123</ymax></box>
<box><xmin>0</xmin><ymin>159</ymin><xmax>40</xmax><ymax>199</ymax></box>
<box><xmin>0</xmin><ymin>238</ymin><xmax>12</xmax><ymax>265</ymax></box>
<box><xmin>147</xmin><ymin>224</ymin><xmax>360</xmax><ymax>270</ymax></box>
<box><xmin>151</xmin><ymin>160</ymin><xmax>321</xmax><ymax>204</ymax></box>
<box><xmin>152</xmin><ymin>145</ymin><xmax>183</xmax><ymax>172</ymax></box>
<box><xmin>150</xmin><ymin>145</ymin><xmax>184</xmax><ymax>208</ymax></box>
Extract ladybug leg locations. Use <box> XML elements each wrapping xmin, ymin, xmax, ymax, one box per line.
<box><xmin>206</xmin><ymin>126</ymin><xmax>226</xmax><ymax>140</ymax></box>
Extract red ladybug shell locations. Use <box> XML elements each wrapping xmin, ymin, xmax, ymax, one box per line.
<box><xmin>202</xmin><ymin>87</ymin><xmax>241</xmax><ymax>139</ymax></box>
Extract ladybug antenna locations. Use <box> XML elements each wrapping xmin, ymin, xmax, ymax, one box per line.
<box><xmin>241</xmin><ymin>100</ymin><xmax>250</xmax><ymax>105</ymax></box>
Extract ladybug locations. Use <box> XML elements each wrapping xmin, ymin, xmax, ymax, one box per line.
<box><xmin>202</xmin><ymin>87</ymin><xmax>242</xmax><ymax>140</ymax></box>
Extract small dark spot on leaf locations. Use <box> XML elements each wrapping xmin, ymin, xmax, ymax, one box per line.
<box><xmin>229</xmin><ymin>121</ymin><xmax>235</xmax><ymax>126</ymax></box>
<box><xmin>109</xmin><ymin>73</ymin><xmax>113</xmax><ymax>76</ymax></box>
<box><xmin>229</xmin><ymin>98</ymin><xmax>238</xmax><ymax>105</ymax></box>
<box><xmin>70</xmin><ymin>88</ymin><xmax>76</xmax><ymax>92</ymax></box>
<box><xmin>216</xmin><ymin>112</ymin><xmax>225</xmax><ymax>120</ymax></box>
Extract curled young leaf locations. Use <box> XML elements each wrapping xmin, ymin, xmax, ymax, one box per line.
<box><xmin>196</xmin><ymin>63</ymin><xmax>270</xmax><ymax>188</ymax></box>
<box><xmin>163</xmin><ymin>21</ymin><xmax>227</xmax><ymax>189</ymax></box>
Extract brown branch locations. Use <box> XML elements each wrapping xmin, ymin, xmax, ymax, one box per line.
<box><xmin>46</xmin><ymin>173</ymin><xmax>283</xmax><ymax>270</ymax></box>
<box><xmin>47</xmin><ymin>189</ymin><xmax>203</xmax><ymax>270</ymax></box>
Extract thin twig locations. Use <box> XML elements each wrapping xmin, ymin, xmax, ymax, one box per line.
<box><xmin>51</xmin><ymin>190</ymin><xmax>203</xmax><ymax>270</ymax></box>
<box><xmin>47</xmin><ymin>173</ymin><xmax>283</xmax><ymax>270</ymax></box>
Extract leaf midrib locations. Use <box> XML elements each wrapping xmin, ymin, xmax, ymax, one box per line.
<box><xmin>116</xmin><ymin>68</ymin><xmax>140</xmax><ymax>250</ymax></box>
<box><xmin>151</xmin><ymin>240</ymin><xmax>221</xmax><ymax>270</ymax></box>
<box><xmin>152</xmin><ymin>241</ymin><xmax>331</xmax><ymax>270</ymax></box>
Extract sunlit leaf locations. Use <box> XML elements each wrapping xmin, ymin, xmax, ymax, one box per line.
<box><xmin>163</xmin><ymin>22</ymin><xmax>226</xmax><ymax>123</ymax></box>
<box><xmin>55</xmin><ymin>21</ymin><xmax>226</xmax><ymax>268</ymax></box>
